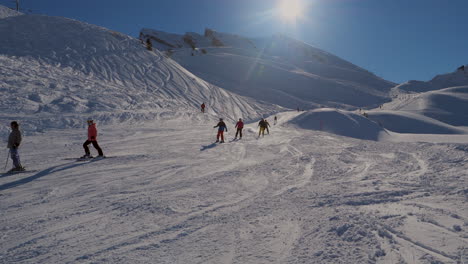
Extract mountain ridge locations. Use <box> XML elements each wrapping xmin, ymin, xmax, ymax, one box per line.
<box><xmin>0</xmin><ymin>13</ymin><xmax>280</xmax><ymax>135</ymax></box>
<box><xmin>140</xmin><ymin>28</ymin><xmax>396</xmax><ymax>110</ymax></box>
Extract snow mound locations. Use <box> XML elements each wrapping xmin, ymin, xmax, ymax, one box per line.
<box><xmin>140</xmin><ymin>28</ymin><xmax>395</xmax><ymax>109</ymax></box>
<box><xmin>393</xmin><ymin>65</ymin><xmax>468</xmax><ymax>93</ymax></box>
<box><xmin>0</xmin><ymin>14</ymin><xmax>280</xmax><ymax>134</ymax></box>
<box><xmin>0</xmin><ymin>5</ymin><xmax>22</xmax><ymax>19</ymax></box>
<box><xmin>288</xmin><ymin>109</ymin><xmax>386</xmax><ymax>140</ymax></box>
<box><xmin>367</xmin><ymin>111</ymin><xmax>465</xmax><ymax>134</ymax></box>
<box><xmin>384</xmin><ymin>86</ymin><xmax>468</xmax><ymax>127</ymax></box>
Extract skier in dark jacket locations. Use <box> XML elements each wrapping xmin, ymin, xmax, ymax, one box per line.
<box><xmin>234</xmin><ymin>118</ymin><xmax>244</xmax><ymax>139</ymax></box>
<box><xmin>7</xmin><ymin>121</ymin><xmax>24</xmax><ymax>172</ymax></box>
<box><xmin>258</xmin><ymin>118</ymin><xmax>268</xmax><ymax>137</ymax></box>
<box><xmin>264</xmin><ymin>119</ymin><xmax>271</xmax><ymax>134</ymax></box>
<box><xmin>82</xmin><ymin>119</ymin><xmax>104</xmax><ymax>158</ymax></box>
<box><xmin>214</xmin><ymin>118</ymin><xmax>228</xmax><ymax>143</ymax></box>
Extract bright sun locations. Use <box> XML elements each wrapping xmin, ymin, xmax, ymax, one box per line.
<box><xmin>278</xmin><ymin>0</ymin><xmax>303</xmax><ymax>21</ymax></box>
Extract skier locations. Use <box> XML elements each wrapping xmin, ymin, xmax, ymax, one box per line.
<box><xmin>81</xmin><ymin>119</ymin><xmax>104</xmax><ymax>159</ymax></box>
<box><xmin>201</xmin><ymin>102</ymin><xmax>206</xmax><ymax>113</ymax></box>
<box><xmin>264</xmin><ymin>119</ymin><xmax>271</xmax><ymax>134</ymax></box>
<box><xmin>146</xmin><ymin>39</ymin><xmax>152</xmax><ymax>51</ymax></box>
<box><xmin>213</xmin><ymin>118</ymin><xmax>228</xmax><ymax>143</ymax></box>
<box><xmin>7</xmin><ymin>121</ymin><xmax>24</xmax><ymax>172</ymax></box>
<box><xmin>234</xmin><ymin>118</ymin><xmax>244</xmax><ymax>139</ymax></box>
<box><xmin>258</xmin><ymin>118</ymin><xmax>268</xmax><ymax>137</ymax></box>
<box><xmin>274</xmin><ymin>115</ymin><xmax>277</xmax><ymax>125</ymax></box>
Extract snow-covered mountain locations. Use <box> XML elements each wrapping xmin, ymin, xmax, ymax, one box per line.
<box><xmin>381</xmin><ymin>85</ymin><xmax>468</xmax><ymax>127</ymax></box>
<box><xmin>393</xmin><ymin>65</ymin><xmax>468</xmax><ymax>93</ymax></box>
<box><xmin>346</xmin><ymin>67</ymin><xmax>468</xmax><ymax>134</ymax></box>
<box><xmin>1</xmin><ymin>7</ymin><xmax>467</xmax><ymax>264</ymax></box>
<box><xmin>0</xmin><ymin>13</ymin><xmax>280</xmax><ymax>135</ymax></box>
<box><xmin>0</xmin><ymin>5</ymin><xmax>22</xmax><ymax>19</ymax></box>
<box><xmin>140</xmin><ymin>28</ymin><xmax>396</xmax><ymax>110</ymax></box>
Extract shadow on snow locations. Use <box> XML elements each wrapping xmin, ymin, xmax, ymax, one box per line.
<box><xmin>0</xmin><ymin>161</ymin><xmax>90</xmax><ymax>191</ymax></box>
<box><xmin>200</xmin><ymin>143</ymin><xmax>217</xmax><ymax>151</ymax></box>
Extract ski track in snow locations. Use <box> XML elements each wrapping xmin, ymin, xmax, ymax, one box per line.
<box><xmin>1</xmin><ymin>111</ymin><xmax>467</xmax><ymax>264</ymax></box>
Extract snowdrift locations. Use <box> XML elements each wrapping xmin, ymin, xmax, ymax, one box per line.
<box><xmin>0</xmin><ymin>13</ymin><xmax>280</xmax><ymax>135</ymax></box>
<box><xmin>140</xmin><ymin>29</ymin><xmax>395</xmax><ymax>109</ymax></box>
<box><xmin>383</xmin><ymin>86</ymin><xmax>468</xmax><ymax>127</ymax></box>
<box><xmin>367</xmin><ymin>111</ymin><xmax>465</xmax><ymax>134</ymax></box>
<box><xmin>287</xmin><ymin>109</ymin><xmax>386</xmax><ymax>140</ymax></box>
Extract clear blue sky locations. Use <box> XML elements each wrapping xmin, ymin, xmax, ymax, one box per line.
<box><xmin>4</xmin><ymin>0</ymin><xmax>467</xmax><ymax>83</ymax></box>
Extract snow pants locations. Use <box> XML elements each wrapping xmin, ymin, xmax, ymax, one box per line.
<box><xmin>83</xmin><ymin>140</ymin><xmax>104</xmax><ymax>156</ymax></box>
<box><xmin>216</xmin><ymin>131</ymin><xmax>224</xmax><ymax>142</ymax></box>
<box><xmin>10</xmin><ymin>148</ymin><xmax>22</xmax><ymax>169</ymax></box>
<box><xmin>235</xmin><ymin>128</ymin><xmax>243</xmax><ymax>138</ymax></box>
<box><xmin>258</xmin><ymin>127</ymin><xmax>265</xmax><ymax>137</ymax></box>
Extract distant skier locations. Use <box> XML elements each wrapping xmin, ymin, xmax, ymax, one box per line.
<box><xmin>81</xmin><ymin>119</ymin><xmax>104</xmax><ymax>159</ymax></box>
<box><xmin>146</xmin><ymin>39</ymin><xmax>152</xmax><ymax>51</ymax></box>
<box><xmin>213</xmin><ymin>118</ymin><xmax>228</xmax><ymax>143</ymax></box>
<box><xmin>274</xmin><ymin>115</ymin><xmax>277</xmax><ymax>125</ymax></box>
<box><xmin>201</xmin><ymin>102</ymin><xmax>206</xmax><ymax>113</ymax></box>
<box><xmin>258</xmin><ymin>118</ymin><xmax>268</xmax><ymax>137</ymax></box>
<box><xmin>7</xmin><ymin>121</ymin><xmax>24</xmax><ymax>172</ymax></box>
<box><xmin>265</xmin><ymin>119</ymin><xmax>271</xmax><ymax>134</ymax></box>
<box><xmin>234</xmin><ymin>118</ymin><xmax>244</xmax><ymax>139</ymax></box>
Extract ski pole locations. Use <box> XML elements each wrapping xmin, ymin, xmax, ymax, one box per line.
<box><xmin>4</xmin><ymin>149</ymin><xmax>10</xmax><ymax>171</ymax></box>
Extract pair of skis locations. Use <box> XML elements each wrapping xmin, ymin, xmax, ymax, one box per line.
<box><xmin>216</xmin><ymin>138</ymin><xmax>241</xmax><ymax>144</ymax></box>
<box><xmin>1</xmin><ymin>168</ymin><xmax>37</xmax><ymax>176</ymax></box>
<box><xmin>71</xmin><ymin>156</ymin><xmax>107</xmax><ymax>162</ymax></box>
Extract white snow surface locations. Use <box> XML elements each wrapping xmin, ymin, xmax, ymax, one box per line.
<box><xmin>363</xmin><ymin>86</ymin><xmax>468</xmax><ymax>133</ymax></box>
<box><xmin>1</xmin><ymin>112</ymin><xmax>467</xmax><ymax>263</ymax></box>
<box><xmin>0</xmin><ymin>13</ymin><xmax>281</xmax><ymax>136</ymax></box>
<box><xmin>140</xmin><ymin>29</ymin><xmax>395</xmax><ymax>109</ymax></box>
<box><xmin>0</xmin><ymin>5</ymin><xmax>21</xmax><ymax>19</ymax></box>
<box><xmin>1</xmin><ymin>8</ymin><xmax>468</xmax><ymax>264</ymax></box>
<box><xmin>287</xmin><ymin>108</ymin><xmax>387</xmax><ymax>140</ymax></box>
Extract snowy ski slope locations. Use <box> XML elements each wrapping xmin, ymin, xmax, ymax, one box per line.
<box><xmin>0</xmin><ymin>6</ymin><xmax>467</xmax><ymax>264</ymax></box>
<box><xmin>0</xmin><ymin>13</ymin><xmax>280</xmax><ymax>136</ymax></box>
<box><xmin>1</xmin><ymin>112</ymin><xmax>467</xmax><ymax>263</ymax></box>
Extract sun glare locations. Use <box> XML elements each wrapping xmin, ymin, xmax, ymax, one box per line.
<box><xmin>278</xmin><ymin>0</ymin><xmax>303</xmax><ymax>21</ymax></box>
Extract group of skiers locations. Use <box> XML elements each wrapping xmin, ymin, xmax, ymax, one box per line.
<box><xmin>212</xmin><ymin>116</ymin><xmax>275</xmax><ymax>143</ymax></box>
<box><xmin>5</xmin><ymin>119</ymin><xmax>104</xmax><ymax>173</ymax></box>
<box><xmin>202</xmin><ymin>102</ymin><xmax>277</xmax><ymax>143</ymax></box>
<box><xmin>5</xmin><ymin>106</ymin><xmax>278</xmax><ymax>172</ymax></box>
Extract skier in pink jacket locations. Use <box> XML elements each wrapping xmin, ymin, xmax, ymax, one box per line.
<box><xmin>234</xmin><ymin>118</ymin><xmax>244</xmax><ymax>139</ymax></box>
<box><xmin>81</xmin><ymin>119</ymin><xmax>104</xmax><ymax>158</ymax></box>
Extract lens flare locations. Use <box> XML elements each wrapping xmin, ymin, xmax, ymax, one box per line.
<box><xmin>278</xmin><ymin>0</ymin><xmax>303</xmax><ymax>21</ymax></box>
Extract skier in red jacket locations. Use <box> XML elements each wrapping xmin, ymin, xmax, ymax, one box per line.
<box><xmin>234</xmin><ymin>118</ymin><xmax>244</xmax><ymax>139</ymax></box>
<box><xmin>81</xmin><ymin>119</ymin><xmax>104</xmax><ymax>158</ymax></box>
<box><xmin>201</xmin><ymin>103</ymin><xmax>206</xmax><ymax>113</ymax></box>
